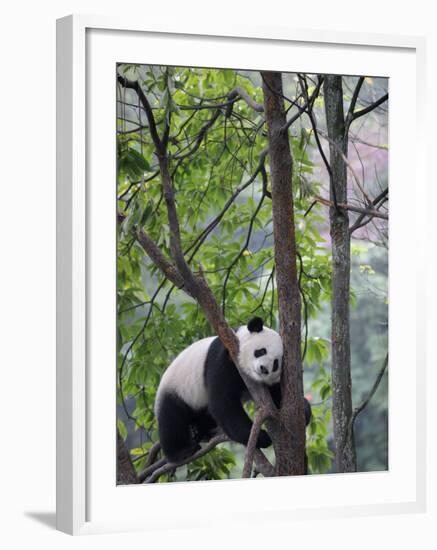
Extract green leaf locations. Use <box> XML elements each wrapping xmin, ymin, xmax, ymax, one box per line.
<box><xmin>117</xmin><ymin>419</ymin><xmax>127</xmax><ymax>440</ymax></box>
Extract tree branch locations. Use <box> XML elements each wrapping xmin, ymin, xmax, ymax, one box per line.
<box><xmin>135</xmin><ymin>226</ymin><xmax>187</xmax><ymax>289</ymax></box>
<box><xmin>346</xmin><ymin>76</ymin><xmax>365</xmax><ymax>126</ymax></box>
<box><xmin>351</xmin><ymin>353</ymin><xmax>388</xmax><ymax>427</ymax></box>
<box><xmin>185</xmin><ymin>149</ymin><xmax>269</xmax><ymax>261</ymax></box>
<box><xmin>173</xmin><ymin>109</ymin><xmax>222</xmax><ymax>161</ymax></box>
<box><xmin>242</xmin><ymin>408</ymin><xmax>271</xmax><ymax>478</ymax></box>
<box><xmin>346</xmin><ymin>93</ymin><xmax>389</xmax><ymax>134</ymax></box>
<box><xmin>228</xmin><ymin>86</ymin><xmax>264</xmax><ymax>112</ymax></box>
<box><xmin>349</xmin><ymin>188</ymin><xmax>388</xmax><ymax>233</ymax></box>
<box><xmin>282</xmin><ymin>76</ymin><xmax>324</xmax><ymax>132</ymax></box>
<box><xmin>317</xmin><ymin>129</ymin><xmax>373</xmax><ymax>206</ymax></box>
<box><xmin>314</xmin><ymin>195</ymin><xmax>388</xmax><ymax>220</ymax></box>
<box><xmin>144</xmin><ymin>441</ymin><xmax>161</xmax><ymax>468</ymax></box>
<box><xmin>143</xmin><ymin>433</ymin><xmax>230</xmax><ymax>483</ymax></box>
<box><xmin>222</xmin><ymin>192</ymin><xmax>266</xmax><ymax>314</ymax></box>
<box><xmin>297</xmin><ymin>74</ymin><xmax>340</xmax><ymax>214</ymax></box>
<box><xmin>117</xmin><ymin>74</ymin><xmax>163</xmax><ymax>153</ymax></box>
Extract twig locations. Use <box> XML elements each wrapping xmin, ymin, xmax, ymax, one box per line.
<box><xmin>351</xmin><ymin>353</ymin><xmax>388</xmax><ymax>427</ymax></box>
<box><xmin>314</xmin><ymin>195</ymin><xmax>388</xmax><ymax>220</ymax></box>
<box><xmin>138</xmin><ymin>457</ymin><xmax>167</xmax><ymax>483</ymax></box>
<box><xmin>317</xmin><ymin>129</ymin><xmax>373</xmax><ymax>206</ymax></box>
<box><xmin>143</xmin><ymin>433</ymin><xmax>230</xmax><ymax>483</ymax></box>
<box><xmin>349</xmin><ymin>188</ymin><xmax>388</xmax><ymax>233</ymax></box>
<box><xmin>348</xmin><ymin>93</ymin><xmax>389</xmax><ymax>127</ymax></box>
<box><xmin>242</xmin><ymin>409</ymin><xmax>270</xmax><ymax>478</ymax></box>
<box><xmin>185</xmin><ymin>149</ymin><xmax>269</xmax><ymax>261</ymax></box>
<box><xmin>345</xmin><ymin>76</ymin><xmax>365</xmax><ymax>129</ymax></box>
<box><xmin>222</xmin><ymin>192</ymin><xmax>266</xmax><ymax>314</ymax></box>
<box><xmin>228</xmin><ymin>86</ymin><xmax>264</xmax><ymax>112</ymax></box>
<box><xmin>282</xmin><ymin>76</ymin><xmax>325</xmax><ymax>132</ymax></box>
<box><xmin>144</xmin><ymin>441</ymin><xmax>161</xmax><ymax>468</ymax></box>
<box><xmin>117</xmin><ymin>75</ymin><xmax>163</xmax><ymax>153</ymax></box>
<box><xmin>173</xmin><ymin>109</ymin><xmax>221</xmax><ymax>161</ymax></box>
<box><xmin>343</xmin><ymin>353</ymin><xmax>388</xmax><ymax>455</ymax></box>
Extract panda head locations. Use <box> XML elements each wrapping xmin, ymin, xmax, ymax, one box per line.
<box><xmin>237</xmin><ymin>317</ymin><xmax>283</xmax><ymax>386</ymax></box>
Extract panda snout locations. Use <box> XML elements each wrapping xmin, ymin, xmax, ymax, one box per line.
<box><xmin>259</xmin><ymin>365</ymin><xmax>269</xmax><ymax>375</ymax></box>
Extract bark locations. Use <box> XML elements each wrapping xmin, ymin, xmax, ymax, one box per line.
<box><xmin>117</xmin><ymin>431</ymin><xmax>139</xmax><ymax>485</ymax></box>
<box><xmin>323</xmin><ymin>75</ymin><xmax>357</xmax><ymax>473</ymax></box>
<box><xmin>261</xmin><ymin>72</ymin><xmax>306</xmax><ymax>476</ymax></box>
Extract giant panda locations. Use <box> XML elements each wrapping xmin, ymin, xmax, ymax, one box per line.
<box><xmin>155</xmin><ymin>316</ymin><xmax>312</xmax><ymax>463</ymax></box>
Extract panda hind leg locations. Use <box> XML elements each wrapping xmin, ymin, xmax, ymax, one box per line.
<box><xmin>157</xmin><ymin>392</ymin><xmax>200</xmax><ymax>464</ymax></box>
<box><xmin>192</xmin><ymin>410</ymin><xmax>218</xmax><ymax>442</ymax></box>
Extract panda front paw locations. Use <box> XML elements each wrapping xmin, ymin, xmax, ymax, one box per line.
<box><xmin>257</xmin><ymin>430</ymin><xmax>272</xmax><ymax>448</ymax></box>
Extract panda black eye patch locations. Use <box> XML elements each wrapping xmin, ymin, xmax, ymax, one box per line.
<box><xmin>254</xmin><ymin>348</ymin><xmax>267</xmax><ymax>358</ymax></box>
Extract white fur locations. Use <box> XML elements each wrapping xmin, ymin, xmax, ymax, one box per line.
<box><xmin>237</xmin><ymin>325</ymin><xmax>283</xmax><ymax>385</ymax></box>
<box><xmin>155</xmin><ymin>336</ymin><xmax>215</xmax><ymax>412</ymax></box>
<box><xmin>156</xmin><ymin>324</ymin><xmax>283</xmax><ymax>414</ymax></box>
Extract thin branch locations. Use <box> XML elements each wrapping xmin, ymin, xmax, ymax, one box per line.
<box><xmin>172</xmin><ymin>109</ymin><xmax>222</xmax><ymax>161</ymax></box>
<box><xmin>133</xmin><ymin>224</ymin><xmax>186</xmax><ymax>291</ymax></box>
<box><xmin>350</xmin><ymin>135</ymin><xmax>388</xmax><ymax>151</ymax></box>
<box><xmin>228</xmin><ymin>86</ymin><xmax>264</xmax><ymax>112</ymax></box>
<box><xmin>314</xmin><ymin>195</ymin><xmax>388</xmax><ymax>220</ymax></box>
<box><xmin>346</xmin><ymin>93</ymin><xmax>389</xmax><ymax>133</ymax></box>
<box><xmin>282</xmin><ymin>75</ymin><xmax>324</xmax><ymax>132</ymax></box>
<box><xmin>349</xmin><ymin>188</ymin><xmax>388</xmax><ymax>233</ymax></box>
<box><xmin>296</xmin><ymin>251</ymin><xmax>309</xmax><ymax>361</ymax></box>
<box><xmin>317</xmin><ymin>129</ymin><xmax>373</xmax><ymax>206</ymax></box>
<box><xmin>176</xmin><ymin>98</ymin><xmax>237</xmax><ymax>111</ymax></box>
<box><xmin>185</xmin><ymin>149</ymin><xmax>269</xmax><ymax>261</ymax></box>
<box><xmin>143</xmin><ymin>433</ymin><xmax>230</xmax><ymax>483</ymax></box>
<box><xmin>137</xmin><ymin>457</ymin><xmax>167</xmax><ymax>483</ymax></box>
<box><xmin>298</xmin><ymin>74</ymin><xmax>341</xmax><ymax>215</ymax></box>
<box><xmin>346</xmin><ymin>76</ymin><xmax>365</xmax><ymax>124</ymax></box>
<box><xmin>298</xmin><ymin>75</ymin><xmax>332</xmax><ymax>178</ymax></box>
<box><xmin>117</xmin><ymin>75</ymin><xmax>163</xmax><ymax>153</ymax></box>
<box><xmin>242</xmin><ymin>408</ymin><xmax>271</xmax><ymax>478</ymax></box>
<box><xmin>351</xmin><ymin>353</ymin><xmax>388</xmax><ymax>428</ymax></box>
<box><xmin>117</xmin><ymin>125</ymin><xmax>150</xmax><ymax>135</ymax></box>
<box><xmin>144</xmin><ymin>441</ymin><xmax>161</xmax><ymax>468</ymax></box>
<box><xmin>222</xmin><ymin>191</ymin><xmax>266</xmax><ymax>314</ymax></box>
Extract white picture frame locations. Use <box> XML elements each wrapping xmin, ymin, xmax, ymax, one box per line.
<box><xmin>56</xmin><ymin>14</ymin><xmax>427</xmax><ymax>535</ymax></box>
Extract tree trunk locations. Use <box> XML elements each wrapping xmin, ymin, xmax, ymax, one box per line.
<box><xmin>117</xmin><ymin>430</ymin><xmax>139</xmax><ymax>484</ymax></box>
<box><xmin>323</xmin><ymin>75</ymin><xmax>357</xmax><ymax>473</ymax></box>
<box><xmin>262</xmin><ymin>72</ymin><xmax>306</xmax><ymax>476</ymax></box>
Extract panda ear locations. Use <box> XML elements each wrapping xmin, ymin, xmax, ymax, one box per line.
<box><xmin>247</xmin><ymin>317</ymin><xmax>264</xmax><ymax>333</ymax></box>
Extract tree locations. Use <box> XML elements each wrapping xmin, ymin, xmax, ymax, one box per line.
<box><xmin>323</xmin><ymin>75</ymin><xmax>356</xmax><ymax>473</ymax></box>
<box><xmin>261</xmin><ymin>72</ymin><xmax>306</xmax><ymax>476</ymax></box>
<box><xmin>322</xmin><ymin>75</ymin><xmax>388</xmax><ymax>473</ymax></box>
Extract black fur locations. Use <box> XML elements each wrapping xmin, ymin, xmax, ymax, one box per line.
<box><xmin>157</xmin><ymin>335</ymin><xmax>312</xmax><ymax>464</ymax></box>
<box><xmin>254</xmin><ymin>347</ymin><xmax>267</xmax><ymax>358</ymax></box>
<box><xmin>157</xmin><ymin>392</ymin><xmax>218</xmax><ymax>463</ymax></box>
<box><xmin>204</xmin><ymin>337</ymin><xmax>272</xmax><ymax>448</ymax></box>
<box><xmin>247</xmin><ymin>317</ymin><xmax>264</xmax><ymax>333</ymax></box>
